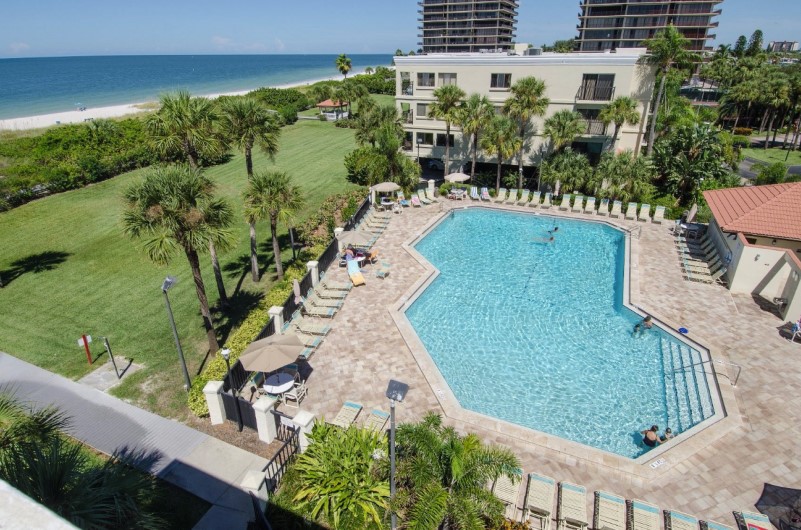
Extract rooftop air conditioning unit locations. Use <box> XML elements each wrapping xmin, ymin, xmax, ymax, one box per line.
<box><xmin>524</xmin><ymin>47</ymin><xmax>542</xmax><ymax>56</ymax></box>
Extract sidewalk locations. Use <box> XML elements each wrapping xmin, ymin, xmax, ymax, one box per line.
<box><xmin>0</xmin><ymin>352</ymin><xmax>267</xmax><ymax>529</ymax></box>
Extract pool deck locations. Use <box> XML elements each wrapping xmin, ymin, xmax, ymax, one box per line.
<box><xmin>285</xmin><ymin>198</ymin><xmax>798</xmax><ymax>524</ymax></box>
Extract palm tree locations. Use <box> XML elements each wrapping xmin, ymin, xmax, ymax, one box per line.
<box><xmin>503</xmin><ymin>77</ymin><xmax>550</xmax><ymax>188</ymax></box>
<box><xmin>429</xmin><ymin>84</ymin><xmax>467</xmax><ymax>175</ymax></box>
<box><xmin>645</xmin><ymin>25</ymin><xmax>698</xmax><ymax>156</ymax></box>
<box><xmin>539</xmin><ymin>148</ymin><xmax>592</xmax><ymax>195</ymax></box>
<box><xmin>243</xmin><ymin>171</ymin><xmax>305</xmax><ymax>281</ymax></box>
<box><xmin>309</xmin><ymin>84</ymin><xmax>333</xmax><ymax>104</ymax></box>
<box><xmin>598</xmin><ymin>96</ymin><xmax>641</xmax><ymax>152</ymax></box>
<box><xmin>335</xmin><ymin>54</ymin><xmax>352</xmax><ymax>79</ymax></box>
<box><xmin>219</xmin><ymin>97</ymin><xmax>282</xmax><ymax>282</ymax></box>
<box><xmin>456</xmin><ymin>94</ymin><xmax>495</xmax><ymax>178</ymax></box>
<box><xmin>543</xmin><ymin>110</ymin><xmax>585</xmax><ymax>154</ymax></box>
<box><xmin>0</xmin><ymin>390</ymin><xmax>68</xmax><ymax>452</ymax></box>
<box><xmin>480</xmin><ymin>115</ymin><xmax>521</xmax><ymax>193</ymax></box>
<box><xmin>123</xmin><ymin>166</ymin><xmax>233</xmax><ymax>352</ymax></box>
<box><xmin>394</xmin><ymin>413</ymin><xmax>520</xmax><ymax>530</ymax></box>
<box><xmin>145</xmin><ymin>90</ymin><xmax>230</xmax><ymax>306</ymax></box>
<box><xmin>355</xmin><ymin>105</ymin><xmax>401</xmax><ymax>148</ymax></box>
<box><xmin>590</xmin><ymin>150</ymin><xmax>655</xmax><ymax>203</ymax></box>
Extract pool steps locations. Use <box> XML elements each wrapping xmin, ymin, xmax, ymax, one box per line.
<box><xmin>660</xmin><ymin>337</ymin><xmax>715</xmax><ymax>433</ymax></box>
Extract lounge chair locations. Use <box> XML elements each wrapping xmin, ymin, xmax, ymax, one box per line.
<box><xmin>494</xmin><ymin>188</ymin><xmax>508</xmax><ymax>203</ymax></box>
<box><xmin>425</xmin><ymin>189</ymin><xmax>439</xmax><ymax>203</ymax></box>
<box><xmin>571</xmin><ymin>195</ymin><xmax>584</xmax><ymax>213</ymax></box>
<box><xmin>593</xmin><ymin>491</ymin><xmax>626</xmax><ymax>530</ymax></box>
<box><xmin>630</xmin><ymin>499</ymin><xmax>660</xmax><ymax>530</ymax></box>
<box><xmin>490</xmin><ymin>469</ymin><xmax>523</xmax><ymax>520</ymax></box>
<box><xmin>638</xmin><ymin>203</ymin><xmax>651</xmax><ymax>222</ymax></box>
<box><xmin>522</xmin><ymin>473</ymin><xmax>555</xmax><ymax>530</ymax></box>
<box><xmin>505</xmin><ymin>189</ymin><xmax>519</xmax><ymax>204</ymax></box>
<box><xmin>703</xmin><ymin>521</ymin><xmax>734</xmax><ymax>530</ymax></box>
<box><xmin>737</xmin><ymin>511</ymin><xmax>771</xmax><ymax>530</ymax></box>
<box><xmin>314</xmin><ymin>286</ymin><xmax>348</xmax><ymax>300</ymax></box>
<box><xmin>609</xmin><ymin>200</ymin><xmax>622</xmax><ymax>218</ymax></box>
<box><xmin>305</xmin><ymin>290</ymin><xmax>342</xmax><ymax>309</ymax></box>
<box><xmin>302</xmin><ymin>300</ymin><xmax>336</xmax><ymax>318</ymax></box>
<box><xmin>470</xmin><ymin>186</ymin><xmax>480</xmax><ymax>200</ymax></box>
<box><xmin>329</xmin><ymin>401</ymin><xmax>362</xmax><ymax>427</ymax></box>
<box><xmin>597</xmin><ymin>198</ymin><xmax>610</xmax><ymax>216</ymax></box>
<box><xmin>376</xmin><ymin>261</ymin><xmax>391</xmax><ymax>279</ymax></box>
<box><xmin>396</xmin><ymin>191</ymin><xmax>410</xmax><ymax>207</ymax></box>
<box><xmin>364</xmin><ymin>409</ymin><xmax>390</xmax><ymax>432</ymax></box>
<box><xmin>517</xmin><ymin>189</ymin><xmax>530</xmax><ymax>205</ymax></box>
<box><xmin>529</xmin><ymin>191</ymin><xmax>542</xmax><ymax>207</ymax></box>
<box><xmin>682</xmin><ymin>256</ymin><xmax>722</xmax><ymax>272</ymax></box>
<box><xmin>652</xmin><ymin>205</ymin><xmax>666</xmax><ymax>224</ymax></box>
<box><xmin>557</xmin><ymin>482</ymin><xmax>588</xmax><ymax>530</ymax></box>
<box><xmin>625</xmin><ymin>202</ymin><xmax>638</xmax><ymax>220</ymax></box>
<box><xmin>319</xmin><ymin>272</ymin><xmax>352</xmax><ymax>291</ymax></box>
<box><xmin>347</xmin><ymin>259</ymin><xmax>366</xmax><ymax>287</ymax></box>
<box><xmin>480</xmin><ymin>187</ymin><xmax>491</xmax><ymax>200</ymax></box>
<box><xmin>295</xmin><ymin>333</ymin><xmax>322</xmax><ymax>360</ymax></box>
<box><xmin>583</xmin><ymin>197</ymin><xmax>596</xmax><ymax>215</ymax></box>
<box><xmin>686</xmin><ymin>267</ymin><xmax>727</xmax><ymax>284</ymax></box>
<box><xmin>417</xmin><ymin>189</ymin><xmax>432</xmax><ymax>205</ymax></box>
<box><xmin>288</xmin><ymin>310</ymin><xmax>331</xmax><ymax>335</ymax></box>
<box><xmin>665</xmin><ymin>510</ymin><xmax>699</xmax><ymax>530</ymax></box>
<box><xmin>411</xmin><ymin>195</ymin><xmax>422</xmax><ymax>207</ymax></box>
<box><xmin>541</xmin><ymin>193</ymin><xmax>553</xmax><ymax>209</ymax></box>
<box><xmin>559</xmin><ymin>194</ymin><xmax>572</xmax><ymax>211</ymax></box>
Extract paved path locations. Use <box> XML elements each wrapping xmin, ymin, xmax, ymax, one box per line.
<box><xmin>0</xmin><ymin>353</ymin><xmax>267</xmax><ymax>529</ymax></box>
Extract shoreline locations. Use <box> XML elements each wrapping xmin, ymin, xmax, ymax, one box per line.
<box><xmin>0</xmin><ymin>69</ymin><xmax>371</xmax><ymax>132</ymax></box>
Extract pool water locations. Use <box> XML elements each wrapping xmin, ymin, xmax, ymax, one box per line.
<box><xmin>406</xmin><ymin>208</ymin><xmax>714</xmax><ymax>458</ymax></box>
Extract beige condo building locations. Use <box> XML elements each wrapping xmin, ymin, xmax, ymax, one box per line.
<box><xmin>394</xmin><ymin>49</ymin><xmax>656</xmax><ymax>172</ymax></box>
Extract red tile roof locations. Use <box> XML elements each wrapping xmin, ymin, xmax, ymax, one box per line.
<box><xmin>703</xmin><ymin>182</ymin><xmax>801</xmax><ymax>242</ymax></box>
<box><xmin>315</xmin><ymin>99</ymin><xmax>347</xmax><ymax>108</ymax></box>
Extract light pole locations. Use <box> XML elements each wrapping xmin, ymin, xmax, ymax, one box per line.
<box><xmin>416</xmin><ymin>136</ymin><xmax>423</xmax><ymax>163</ymax></box>
<box><xmin>220</xmin><ymin>348</ymin><xmax>244</xmax><ymax>432</ymax></box>
<box><xmin>386</xmin><ymin>379</ymin><xmax>409</xmax><ymax>530</ymax></box>
<box><xmin>161</xmin><ymin>276</ymin><xmax>191</xmax><ymax>391</ymax></box>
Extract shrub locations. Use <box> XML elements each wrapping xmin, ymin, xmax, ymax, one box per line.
<box><xmin>733</xmin><ymin>127</ymin><xmax>752</xmax><ymax>136</ymax></box>
<box><xmin>732</xmin><ymin>135</ymin><xmax>750</xmax><ymax>149</ymax></box>
<box><xmin>317</xmin><ymin>113</ymin><xmax>327</xmax><ymax>121</ymax></box>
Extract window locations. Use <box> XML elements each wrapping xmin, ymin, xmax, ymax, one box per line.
<box><xmin>417</xmin><ymin>132</ymin><xmax>434</xmax><ymax>145</ymax></box>
<box><xmin>417</xmin><ymin>72</ymin><xmax>436</xmax><ymax>88</ymax></box>
<box><xmin>490</xmin><ymin>73</ymin><xmax>512</xmax><ymax>89</ymax></box>
<box><xmin>578</xmin><ymin>74</ymin><xmax>615</xmax><ymax>101</ymax></box>
<box><xmin>416</xmin><ymin>103</ymin><xmax>429</xmax><ymax>118</ymax></box>
<box><xmin>436</xmin><ymin>133</ymin><xmax>455</xmax><ymax>147</ymax></box>
<box><xmin>439</xmin><ymin>73</ymin><xmax>457</xmax><ymax>86</ymax></box>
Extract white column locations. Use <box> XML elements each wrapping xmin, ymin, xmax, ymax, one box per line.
<box><xmin>203</xmin><ymin>381</ymin><xmax>225</xmax><ymax>425</ymax></box>
<box><xmin>253</xmin><ymin>395</ymin><xmax>280</xmax><ymax>443</ymax></box>
<box><xmin>291</xmin><ymin>410</ymin><xmax>316</xmax><ymax>452</ymax></box>
<box><xmin>428</xmin><ymin>179</ymin><xmax>436</xmax><ymax>197</ymax></box>
<box><xmin>268</xmin><ymin>306</ymin><xmax>284</xmax><ymax>331</ymax></box>
<box><xmin>306</xmin><ymin>261</ymin><xmax>319</xmax><ymax>287</ymax></box>
<box><xmin>334</xmin><ymin>227</ymin><xmax>345</xmax><ymax>252</ymax></box>
<box><xmin>241</xmin><ymin>469</ymin><xmax>269</xmax><ymax>509</ymax></box>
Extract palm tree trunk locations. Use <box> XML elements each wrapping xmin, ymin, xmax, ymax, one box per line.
<box><xmin>764</xmin><ymin>111</ymin><xmax>776</xmax><ymax>150</ymax></box>
<box><xmin>245</xmin><ymin>146</ymin><xmax>253</xmax><ymax>179</ymax></box>
<box><xmin>495</xmin><ymin>147</ymin><xmax>502</xmax><ymax>193</ymax></box>
<box><xmin>444</xmin><ymin>122</ymin><xmax>451</xmax><ymax>176</ymax></box>
<box><xmin>612</xmin><ymin>123</ymin><xmax>621</xmax><ymax>152</ymax></box>
<box><xmin>732</xmin><ymin>107</ymin><xmax>741</xmax><ymax>130</ymax></box>
<box><xmin>271</xmin><ymin>217</ymin><xmax>284</xmax><ymax>280</ymax></box>
<box><xmin>186</xmin><ymin>248</ymin><xmax>219</xmax><ymax>352</ymax></box>
<box><xmin>518</xmin><ymin>122</ymin><xmax>525</xmax><ymax>189</ymax></box>
<box><xmin>249</xmin><ymin>222</ymin><xmax>259</xmax><ymax>282</ymax></box>
<box><xmin>759</xmin><ymin>108</ymin><xmax>770</xmax><ymax>134</ymax></box>
<box><xmin>208</xmin><ymin>242</ymin><xmax>228</xmax><ymax>307</ymax></box>
<box><xmin>646</xmin><ymin>73</ymin><xmax>666</xmax><ymax>156</ymax></box>
<box><xmin>471</xmin><ymin>132</ymin><xmax>478</xmax><ymax>179</ymax></box>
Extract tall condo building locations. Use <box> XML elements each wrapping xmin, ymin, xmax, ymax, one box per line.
<box><xmin>418</xmin><ymin>0</ymin><xmax>519</xmax><ymax>54</ymax></box>
<box><xmin>576</xmin><ymin>0</ymin><xmax>723</xmax><ymax>52</ymax></box>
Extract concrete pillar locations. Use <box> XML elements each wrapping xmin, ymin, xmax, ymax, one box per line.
<box><xmin>306</xmin><ymin>261</ymin><xmax>319</xmax><ymax>287</ymax></box>
<box><xmin>253</xmin><ymin>395</ymin><xmax>280</xmax><ymax>443</ymax></box>
<box><xmin>241</xmin><ymin>470</ymin><xmax>269</xmax><ymax>509</ymax></box>
<box><xmin>291</xmin><ymin>410</ymin><xmax>316</xmax><ymax>452</ymax></box>
<box><xmin>203</xmin><ymin>381</ymin><xmax>225</xmax><ymax>425</ymax></box>
<box><xmin>334</xmin><ymin>227</ymin><xmax>345</xmax><ymax>252</ymax></box>
<box><xmin>268</xmin><ymin>306</ymin><xmax>284</xmax><ymax>331</ymax></box>
<box><xmin>428</xmin><ymin>179</ymin><xmax>436</xmax><ymax>197</ymax></box>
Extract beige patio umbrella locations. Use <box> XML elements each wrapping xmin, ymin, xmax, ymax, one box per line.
<box><xmin>371</xmin><ymin>182</ymin><xmax>401</xmax><ymax>192</ymax></box>
<box><xmin>337</xmin><ymin>230</ymin><xmax>374</xmax><ymax>248</ymax></box>
<box><xmin>238</xmin><ymin>334</ymin><xmax>305</xmax><ymax>373</ymax></box>
<box><xmin>445</xmin><ymin>172</ymin><xmax>471</xmax><ymax>183</ymax></box>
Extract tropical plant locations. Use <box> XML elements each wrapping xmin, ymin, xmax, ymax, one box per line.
<box><xmin>598</xmin><ymin>96</ymin><xmax>641</xmax><ymax>151</ymax></box>
<box><xmin>122</xmin><ymin>166</ymin><xmax>233</xmax><ymax>352</ymax></box>
<box><xmin>393</xmin><ymin>413</ymin><xmax>520</xmax><ymax>530</ymax></box>
<box><xmin>308</xmin><ymin>83</ymin><xmax>333</xmax><ymax>104</ymax></box>
<box><xmin>456</xmin><ymin>94</ymin><xmax>496</xmax><ymax>178</ymax></box>
<box><xmin>645</xmin><ymin>25</ymin><xmax>699</xmax><ymax>155</ymax></box>
<box><xmin>746</xmin><ymin>29</ymin><xmax>764</xmax><ymax>56</ymax></box>
<box><xmin>429</xmin><ymin>84</ymin><xmax>467</xmax><ymax>175</ymax></box>
<box><xmin>754</xmin><ymin>162</ymin><xmax>789</xmax><ymax>185</ymax></box>
<box><xmin>503</xmin><ymin>77</ymin><xmax>549</xmax><ymax>187</ymax></box>
<box><xmin>335</xmin><ymin>54</ymin><xmax>352</xmax><ymax>79</ymax></box>
<box><xmin>539</xmin><ymin>148</ymin><xmax>592</xmax><ymax>194</ymax></box>
<box><xmin>243</xmin><ymin>171</ymin><xmax>305</xmax><ymax>281</ymax></box>
<box><xmin>480</xmin><ymin>115</ymin><xmax>521</xmax><ymax>193</ymax></box>
<box><xmin>355</xmin><ymin>105</ymin><xmax>401</xmax><ymax>148</ymax></box>
<box><xmin>543</xmin><ymin>110</ymin><xmax>584</xmax><ymax>154</ymax></box>
<box><xmin>589</xmin><ymin>150</ymin><xmax>656</xmax><ymax>203</ymax></box>
<box><xmin>0</xmin><ymin>390</ymin><xmax>68</xmax><ymax>451</ymax></box>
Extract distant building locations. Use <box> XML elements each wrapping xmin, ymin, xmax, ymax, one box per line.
<box><xmin>418</xmin><ymin>0</ymin><xmax>519</xmax><ymax>54</ymax></box>
<box><xmin>768</xmin><ymin>41</ymin><xmax>800</xmax><ymax>53</ymax></box>
<box><xmin>576</xmin><ymin>0</ymin><xmax>723</xmax><ymax>52</ymax></box>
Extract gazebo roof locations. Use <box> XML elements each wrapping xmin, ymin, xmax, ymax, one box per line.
<box><xmin>703</xmin><ymin>182</ymin><xmax>801</xmax><ymax>242</ymax></box>
<box><xmin>315</xmin><ymin>99</ymin><xmax>347</xmax><ymax>108</ymax></box>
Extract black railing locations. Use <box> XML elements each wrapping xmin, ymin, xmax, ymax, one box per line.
<box><xmin>343</xmin><ymin>197</ymin><xmax>371</xmax><ymax>231</ymax></box>
<box><xmin>317</xmin><ymin>238</ymin><xmax>340</xmax><ymax>276</ymax></box>
<box><xmin>281</xmin><ymin>290</ymin><xmax>300</xmax><ymax>327</ymax></box>
<box><xmin>222</xmin><ymin>393</ymin><xmax>258</xmax><ymax>430</ymax></box>
<box><xmin>261</xmin><ymin>423</ymin><xmax>300</xmax><ymax>493</ymax></box>
<box><xmin>298</xmin><ymin>271</ymin><xmax>314</xmax><ymax>303</ymax></box>
<box><xmin>583</xmin><ymin>119</ymin><xmax>607</xmax><ymax>135</ymax></box>
<box><xmin>576</xmin><ymin>85</ymin><xmax>615</xmax><ymax>101</ymax></box>
<box><xmin>223</xmin><ymin>360</ymin><xmax>251</xmax><ymax>393</ymax></box>
<box><xmin>255</xmin><ymin>317</ymin><xmax>276</xmax><ymax>341</ymax></box>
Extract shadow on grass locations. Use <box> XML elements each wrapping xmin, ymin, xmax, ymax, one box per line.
<box><xmin>0</xmin><ymin>250</ymin><xmax>71</xmax><ymax>288</ymax></box>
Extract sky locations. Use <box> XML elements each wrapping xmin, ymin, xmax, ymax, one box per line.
<box><xmin>2</xmin><ymin>0</ymin><xmax>800</xmax><ymax>58</ymax></box>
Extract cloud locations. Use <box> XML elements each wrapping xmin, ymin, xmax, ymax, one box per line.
<box><xmin>9</xmin><ymin>42</ymin><xmax>30</xmax><ymax>54</ymax></box>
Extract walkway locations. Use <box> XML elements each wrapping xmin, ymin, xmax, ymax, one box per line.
<box><xmin>0</xmin><ymin>353</ymin><xmax>267</xmax><ymax>530</ymax></box>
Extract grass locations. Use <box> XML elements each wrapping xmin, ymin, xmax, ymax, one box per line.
<box><xmin>742</xmin><ymin>147</ymin><xmax>801</xmax><ymax>166</ymax></box>
<box><xmin>0</xmin><ymin>119</ymin><xmax>359</xmax><ymax>418</ymax></box>
<box><xmin>298</xmin><ymin>93</ymin><xmax>396</xmax><ymax>118</ymax></box>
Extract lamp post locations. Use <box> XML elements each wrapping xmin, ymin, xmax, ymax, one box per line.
<box><xmin>161</xmin><ymin>276</ymin><xmax>191</xmax><ymax>391</ymax></box>
<box><xmin>416</xmin><ymin>136</ymin><xmax>423</xmax><ymax>163</ymax></box>
<box><xmin>220</xmin><ymin>348</ymin><xmax>244</xmax><ymax>432</ymax></box>
<box><xmin>386</xmin><ymin>379</ymin><xmax>409</xmax><ymax>530</ymax></box>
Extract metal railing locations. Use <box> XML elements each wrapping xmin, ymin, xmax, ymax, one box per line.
<box><xmin>673</xmin><ymin>358</ymin><xmax>742</xmax><ymax>387</ymax></box>
<box><xmin>582</xmin><ymin>118</ymin><xmax>607</xmax><ymax>135</ymax></box>
<box><xmin>223</xmin><ymin>360</ymin><xmax>251</xmax><ymax>393</ymax></box>
<box><xmin>343</xmin><ymin>197</ymin><xmax>371</xmax><ymax>231</ymax></box>
<box><xmin>576</xmin><ymin>85</ymin><xmax>615</xmax><ymax>101</ymax></box>
<box><xmin>255</xmin><ymin>317</ymin><xmax>276</xmax><ymax>341</ymax></box>
<box><xmin>317</xmin><ymin>238</ymin><xmax>340</xmax><ymax>275</ymax></box>
<box><xmin>261</xmin><ymin>423</ymin><xmax>300</xmax><ymax>493</ymax></box>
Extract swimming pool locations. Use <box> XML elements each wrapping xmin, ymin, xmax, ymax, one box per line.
<box><xmin>405</xmin><ymin>208</ymin><xmax>715</xmax><ymax>458</ymax></box>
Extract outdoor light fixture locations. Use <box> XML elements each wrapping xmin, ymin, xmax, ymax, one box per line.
<box><xmin>386</xmin><ymin>379</ymin><xmax>409</xmax><ymax>530</ymax></box>
<box><xmin>220</xmin><ymin>348</ymin><xmax>243</xmax><ymax>432</ymax></box>
<box><xmin>416</xmin><ymin>136</ymin><xmax>423</xmax><ymax>162</ymax></box>
<box><xmin>161</xmin><ymin>276</ymin><xmax>191</xmax><ymax>391</ymax></box>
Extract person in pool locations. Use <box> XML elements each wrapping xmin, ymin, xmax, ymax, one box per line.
<box><xmin>633</xmin><ymin>315</ymin><xmax>653</xmax><ymax>335</ymax></box>
<box><xmin>660</xmin><ymin>427</ymin><xmax>674</xmax><ymax>442</ymax></box>
<box><xmin>641</xmin><ymin>425</ymin><xmax>661</xmax><ymax>447</ymax></box>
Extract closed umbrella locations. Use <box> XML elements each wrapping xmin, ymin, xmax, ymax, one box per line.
<box><xmin>445</xmin><ymin>172</ymin><xmax>471</xmax><ymax>183</ymax></box>
<box><xmin>338</xmin><ymin>230</ymin><xmax>373</xmax><ymax>248</ymax></box>
<box><xmin>238</xmin><ymin>334</ymin><xmax>305</xmax><ymax>373</ymax></box>
<box><xmin>293</xmin><ymin>279</ymin><xmax>303</xmax><ymax>304</ymax></box>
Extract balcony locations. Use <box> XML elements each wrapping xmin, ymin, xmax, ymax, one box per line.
<box><xmin>576</xmin><ymin>84</ymin><xmax>615</xmax><ymax>102</ymax></box>
<box><xmin>582</xmin><ymin>119</ymin><xmax>607</xmax><ymax>136</ymax></box>
<box><xmin>403</xmin><ymin>111</ymin><xmax>414</xmax><ymax>124</ymax></box>
<box><xmin>401</xmin><ymin>82</ymin><xmax>414</xmax><ymax>96</ymax></box>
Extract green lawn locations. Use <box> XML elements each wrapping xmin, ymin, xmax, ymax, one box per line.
<box><xmin>298</xmin><ymin>93</ymin><xmax>396</xmax><ymax>118</ymax></box>
<box><xmin>0</xmin><ymin>119</ymin><xmax>358</xmax><ymax>417</ymax></box>
<box><xmin>742</xmin><ymin>147</ymin><xmax>801</xmax><ymax>166</ymax></box>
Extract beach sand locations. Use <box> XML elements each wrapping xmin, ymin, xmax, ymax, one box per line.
<box><xmin>0</xmin><ymin>70</ymin><xmax>369</xmax><ymax>131</ymax></box>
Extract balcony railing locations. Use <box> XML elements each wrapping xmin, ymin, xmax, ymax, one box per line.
<box><xmin>402</xmin><ymin>82</ymin><xmax>414</xmax><ymax>96</ymax></box>
<box><xmin>582</xmin><ymin>119</ymin><xmax>607</xmax><ymax>136</ymax></box>
<box><xmin>576</xmin><ymin>85</ymin><xmax>615</xmax><ymax>101</ymax></box>
<box><xmin>403</xmin><ymin>111</ymin><xmax>413</xmax><ymax>124</ymax></box>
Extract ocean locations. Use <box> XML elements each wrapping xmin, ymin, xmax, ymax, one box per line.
<box><xmin>0</xmin><ymin>54</ymin><xmax>393</xmax><ymax>120</ymax></box>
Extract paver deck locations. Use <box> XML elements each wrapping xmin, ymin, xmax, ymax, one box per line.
<box><xmin>286</xmin><ymin>198</ymin><xmax>799</xmax><ymax>525</ymax></box>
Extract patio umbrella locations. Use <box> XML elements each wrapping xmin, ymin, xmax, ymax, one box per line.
<box><xmin>445</xmin><ymin>172</ymin><xmax>471</xmax><ymax>183</ymax></box>
<box><xmin>686</xmin><ymin>203</ymin><xmax>698</xmax><ymax>223</ymax></box>
<box><xmin>338</xmin><ymin>230</ymin><xmax>373</xmax><ymax>248</ymax></box>
<box><xmin>756</xmin><ymin>483</ymin><xmax>801</xmax><ymax>530</ymax></box>
<box><xmin>238</xmin><ymin>334</ymin><xmax>305</xmax><ymax>373</ymax></box>
<box><xmin>371</xmin><ymin>182</ymin><xmax>401</xmax><ymax>193</ymax></box>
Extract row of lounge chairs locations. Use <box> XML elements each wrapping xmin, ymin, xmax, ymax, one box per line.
<box><xmin>674</xmin><ymin>234</ymin><xmax>728</xmax><ymax>285</ymax></box>
<box><xmin>288</xmin><ymin>271</ymin><xmax>353</xmax><ymax>359</ymax></box>
<box><xmin>492</xmin><ymin>470</ymin><xmax>757</xmax><ymax>530</ymax></box>
<box><xmin>328</xmin><ymin>401</ymin><xmax>390</xmax><ymax>432</ymax></box>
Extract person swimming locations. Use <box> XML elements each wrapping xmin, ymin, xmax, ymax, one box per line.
<box><xmin>633</xmin><ymin>315</ymin><xmax>653</xmax><ymax>335</ymax></box>
<box><xmin>532</xmin><ymin>226</ymin><xmax>558</xmax><ymax>243</ymax></box>
<box><xmin>641</xmin><ymin>425</ymin><xmax>661</xmax><ymax>448</ymax></box>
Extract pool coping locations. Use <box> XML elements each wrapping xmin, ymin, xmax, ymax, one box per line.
<box><xmin>388</xmin><ymin>202</ymin><xmax>743</xmax><ymax>478</ymax></box>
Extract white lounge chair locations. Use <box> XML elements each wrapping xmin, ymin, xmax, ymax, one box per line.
<box><xmin>583</xmin><ymin>197</ymin><xmax>596</xmax><ymax>215</ymax></box>
<box><xmin>529</xmin><ymin>191</ymin><xmax>542</xmax><ymax>207</ymax></box>
<box><xmin>630</xmin><ymin>499</ymin><xmax>660</xmax><ymax>530</ymax></box>
<box><xmin>505</xmin><ymin>189</ymin><xmax>519</xmax><ymax>204</ymax></box>
<box><xmin>597</xmin><ymin>198</ymin><xmax>610</xmax><ymax>216</ymax></box>
<box><xmin>652</xmin><ymin>205</ymin><xmax>666</xmax><ymax>224</ymax></box>
<box><xmin>425</xmin><ymin>189</ymin><xmax>439</xmax><ymax>203</ymax></box>
<box><xmin>738</xmin><ymin>511</ymin><xmax>770</xmax><ymax>530</ymax></box>
<box><xmin>470</xmin><ymin>186</ymin><xmax>480</xmax><ymax>200</ymax></box>
<box><xmin>557</xmin><ymin>482</ymin><xmax>588</xmax><ymax>530</ymax></box>
<box><xmin>523</xmin><ymin>473</ymin><xmax>555</xmax><ymax>530</ymax></box>
<box><xmin>625</xmin><ymin>202</ymin><xmax>638</xmax><ymax>220</ymax></box>
<box><xmin>593</xmin><ymin>491</ymin><xmax>626</xmax><ymax>530</ymax></box>
<box><xmin>490</xmin><ymin>469</ymin><xmax>523</xmax><ymax>520</ymax></box>
<box><xmin>517</xmin><ymin>189</ymin><xmax>530</xmax><ymax>205</ymax></box>
<box><xmin>328</xmin><ymin>401</ymin><xmax>362</xmax><ymax>427</ymax></box>
<box><xmin>609</xmin><ymin>200</ymin><xmax>622</xmax><ymax>218</ymax></box>
<box><xmin>541</xmin><ymin>192</ymin><xmax>553</xmax><ymax>209</ymax></box>
<box><xmin>704</xmin><ymin>521</ymin><xmax>734</xmax><ymax>530</ymax></box>
<box><xmin>638</xmin><ymin>203</ymin><xmax>651</xmax><ymax>222</ymax></box>
<box><xmin>686</xmin><ymin>267</ymin><xmax>727</xmax><ymax>284</ymax></box>
<box><xmin>364</xmin><ymin>409</ymin><xmax>389</xmax><ymax>432</ymax></box>
<box><xmin>495</xmin><ymin>188</ymin><xmax>508</xmax><ymax>203</ymax></box>
<box><xmin>665</xmin><ymin>510</ymin><xmax>699</xmax><ymax>530</ymax></box>
<box><xmin>417</xmin><ymin>189</ymin><xmax>432</xmax><ymax>205</ymax></box>
<box><xmin>480</xmin><ymin>187</ymin><xmax>491</xmax><ymax>200</ymax></box>
<box><xmin>571</xmin><ymin>195</ymin><xmax>584</xmax><ymax>213</ymax></box>
<box><xmin>559</xmin><ymin>194</ymin><xmax>572</xmax><ymax>211</ymax></box>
